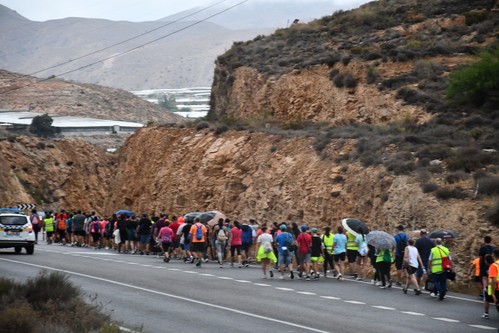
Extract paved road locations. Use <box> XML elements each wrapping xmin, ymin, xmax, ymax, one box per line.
<box><xmin>1</xmin><ymin>244</ymin><xmax>498</xmax><ymax>332</ymax></box>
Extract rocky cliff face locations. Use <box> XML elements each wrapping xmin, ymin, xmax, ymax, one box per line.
<box><xmin>1</xmin><ymin>126</ymin><xmax>495</xmax><ymax>282</ymax></box>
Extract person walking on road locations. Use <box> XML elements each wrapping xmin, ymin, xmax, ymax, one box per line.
<box><xmin>333</xmin><ymin>226</ymin><xmax>347</xmax><ymax>280</ymax></box>
<box><xmin>376</xmin><ymin>247</ymin><xmax>393</xmax><ymax>289</ymax></box>
<box><xmin>275</xmin><ymin>225</ymin><xmax>295</xmax><ymax>279</ymax></box>
<box><xmin>403</xmin><ymin>238</ymin><xmax>424</xmax><ymax>295</ymax></box>
<box><xmin>393</xmin><ymin>225</ymin><xmax>409</xmax><ymax>286</ymax></box>
<box><xmin>322</xmin><ymin>226</ymin><xmax>335</xmax><ymax>277</ymax></box>
<box><xmin>310</xmin><ymin>228</ymin><xmax>323</xmax><ymax>280</ymax></box>
<box><xmin>214</xmin><ymin>218</ymin><xmax>228</xmax><ymax>268</ymax></box>
<box><xmin>484</xmin><ymin>249</ymin><xmax>499</xmax><ymax>319</ymax></box>
<box><xmin>428</xmin><ymin>238</ymin><xmax>452</xmax><ymax>300</ymax></box>
<box><xmin>356</xmin><ymin>226</ymin><xmax>369</xmax><ymax>281</ymax></box>
<box><xmin>229</xmin><ymin>221</ymin><xmax>243</xmax><ymax>268</ymax></box>
<box><xmin>415</xmin><ymin>229</ymin><xmax>434</xmax><ymax>287</ymax></box>
<box><xmin>256</xmin><ymin>226</ymin><xmax>277</xmax><ymax>279</ymax></box>
<box><xmin>190</xmin><ymin>217</ymin><xmax>207</xmax><ymax>267</ymax></box>
<box><xmin>296</xmin><ymin>225</ymin><xmax>312</xmax><ymax>281</ymax></box>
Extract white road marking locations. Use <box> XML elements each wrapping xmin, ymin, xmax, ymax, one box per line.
<box><xmin>235</xmin><ymin>280</ymin><xmax>251</xmax><ymax>283</ymax></box>
<box><xmin>183</xmin><ymin>271</ymin><xmax>198</xmax><ymax>274</ymax></box>
<box><xmin>0</xmin><ymin>258</ymin><xmax>333</xmax><ymax>333</ymax></box>
<box><xmin>297</xmin><ymin>291</ymin><xmax>317</xmax><ymax>295</ymax></box>
<box><xmin>70</xmin><ymin>252</ymin><xmax>118</xmax><ymax>255</ymax></box>
<box><xmin>320</xmin><ymin>296</ymin><xmax>341</xmax><ymax>300</ymax></box>
<box><xmin>254</xmin><ymin>283</ymin><xmax>271</xmax><ymax>287</ymax></box>
<box><xmin>217</xmin><ymin>276</ymin><xmax>233</xmax><ymax>280</ymax></box>
<box><xmin>468</xmin><ymin>325</ymin><xmax>497</xmax><ymax>330</ymax></box>
<box><xmin>400</xmin><ymin>311</ymin><xmax>425</xmax><ymax>316</ymax></box>
<box><xmin>275</xmin><ymin>287</ymin><xmax>295</xmax><ymax>291</ymax></box>
<box><xmin>200</xmin><ymin>273</ymin><xmax>215</xmax><ymax>277</ymax></box>
<box><xmin>433</xmin><ymin>318</ymin><xmax>460</xmax><ymax>323</ymax></box>
<box><xmin>168</xmin><ymin>268</ymin><xmax>181</xmax><ymax>271</ymax></box>
<box><xmin>371</xmin><ymin>306</ymin><xmax>396</xmax><ymax>310</ymax></box>
<box><xmin>344</xmin><ymin>301</ymin><xmax>366</xmax><ymax>305</ymax></box>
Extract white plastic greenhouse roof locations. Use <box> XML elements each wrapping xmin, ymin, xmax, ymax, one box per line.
<box><xmin>0</xmin><ymin>111</ymin><xmax>143</xmax><ymax>128</ymax></box>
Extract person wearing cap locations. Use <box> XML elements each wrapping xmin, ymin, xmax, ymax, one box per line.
<box><xmin>296</xmin><ymin>225</ymin><xmax>313</xmax><ymax>281</ymax></box>
<box><xmin>415</xmin><ymin>229</ymin><xmax>434</xmax><ymax>286</ymax></box>
<box><xmin>310</xmin><ymin>228</ymin><xmax>323</xmax><ymax>280</ymax></box>
<box><xmin>275</xmin><ymin>224</ymin><xmax>296</xmax><ymax>279</ymax></box>
<box><xmin>333</xmin><ymin>226</ymin><xmax>347</xmax><ymax>280</ymax></box>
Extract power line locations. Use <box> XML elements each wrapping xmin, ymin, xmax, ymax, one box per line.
<box><xmin>1</xmin><ymin>0</ymin><xmax>250</xmax><ymax>95</ymax></box>
<box><xmin>26</xmin><ymin>0</ymin><xmax>230</xmax><ymax>77</ymax></box>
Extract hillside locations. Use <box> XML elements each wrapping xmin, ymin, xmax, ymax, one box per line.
<box><xmin>0</xmin><ymin>70</ymin><xmax>184</xmax><ymax>124</ymax></box>
<box><xmin>0</xmin><ymin>4</ymin><xmax>272</xmax><ymax>90</ymax></box>
<box><xmin>0</xmin><ymin>0</ymin><xmax>498</xmax><ymax>290</ymax></box>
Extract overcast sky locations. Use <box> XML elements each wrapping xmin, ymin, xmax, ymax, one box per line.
<box><xmin>1</xmin><ymin>0</ymin><xmax>367</xmax><ymax>22</ymax></box>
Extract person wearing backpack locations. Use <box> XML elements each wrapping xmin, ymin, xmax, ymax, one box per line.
<box><xmin>90</xmin><ymin>217</ymin><xmax>101</xmax><ymax>249</ymax></box>
<box><xmin>393</xmin><ymin>225</ymin><xmax>409</xmax><ymax>286</ymax></box>
<box><xmin>189</xmin><ymin>217</ymin><xmax>207</xmax><ymax>267</ymax></box>
<box><xmin>428</xmin><ymin>238</ymin><xmax>452</xmax><ymax>300</ymax></box>
<box><xmin>214</xmin><ymin>219</ymin><xmax>228</xmax><ymax>268</ymax></box>
<box><xmin>30</xmin><ymin>209</ymin><xmax>41</xmax><ymax>244</ymax></box>
<box><xmin>275</xmin><ymin>224</ymin><xmax>296</xmax><ymax>279</ymax></box>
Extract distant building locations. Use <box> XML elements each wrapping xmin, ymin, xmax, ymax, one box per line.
<box><xmin>0</xmin><ymin>110</ymin><xmax>143</xmax><ymax>134</ymax></box>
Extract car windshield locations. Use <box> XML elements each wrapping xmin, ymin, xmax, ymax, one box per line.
<box><xmin>0</xmin><ymin>216</ymin><xmax>28</xmax><ymax>226</ymax></box>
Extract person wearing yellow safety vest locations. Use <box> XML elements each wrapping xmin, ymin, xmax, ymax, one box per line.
<box><xmin>322</xmin><ymin>226</ymin><xmax>335</xmax><ymax>277</ymax></box>
<box><xmin>376</xmin><ymin>246</ymin><xmax>394</xmax><ymax>289</ymax></box>
<box><xmin>484</xmin><ymin>249</ymin><xmax>499</xmax><ymax>319</ymax></box>
<box><xmin>428</xmin><ymin>238</ymin><xmax>452</xmax><ymax>300</ymax></box>
<box><xmin>346</xmin><ymin>230</ymin><xmax>358</xmax><ymax>278</ymax></box>
<box><xmin>43</xmin><ymin>212</ymin><xmax>55</xmax><ymax>245</ymax></box>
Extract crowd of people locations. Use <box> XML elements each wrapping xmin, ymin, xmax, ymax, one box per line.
<box><xmin>27</xmin><ymin>209</ymin><xmax>499</xmax><ymax>320</ymax></box>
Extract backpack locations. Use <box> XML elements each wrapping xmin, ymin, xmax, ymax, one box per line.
<box><xmin>195</xmin><ymin>224</ymin><xmax>203</xmax><ymax>240</ymax></box>
<box><xmin>286</xmin><ymin>233</ymin><xmax>296</xmax><ymax>252</ymax></box>
<box><xmin>31</xmin><ymin>215</ymin><xmax>39</xmax><ymax>225</ymax></box>
<box><xmin>105</xmin><ymin>220</ymin><xmax>113</xmax><ymax>236</ymax></box>
<box><xmin>437</xmin><ymin>247</ymin><xmax>452</xmax><ymax>270</ymax></box>
<box><xmin>383</xmin><ymin>249</ymin><xmax>391</xmax><ymax>262</ymax></box>
<box><xmin>395</xmin><ymin>233</ymin><xmax>408</xmax><ymax>256</ymax></box>
<box><xmin>91</xmin><ymin>220</ymin><xmax>100</xmax><ymax>233</ymax></box>
<box><xmin>217</xmin><ymin>228</ymin><xmax>227</xmax><ymax>242</ymax></box>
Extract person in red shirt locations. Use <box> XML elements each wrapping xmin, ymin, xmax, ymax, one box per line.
<box><xmin>229</xmin><ymin>221</ymin><xmax>243</xmax><ymax>268</ymax></box>
<box><xmin>296</xmin><ymin>225</ymin><xmax>312</xmax><ymax>281</ymax></box>
<box><xmin>169</xmin><ymin>216</ymin><xmax>181</xmax><ymax>258</ymax></box>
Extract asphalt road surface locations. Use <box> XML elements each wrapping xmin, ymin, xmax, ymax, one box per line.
<box><xmin>1</xmin><ymin>244</ymin><xmax>498</xmax><ymax>333</ymax></box>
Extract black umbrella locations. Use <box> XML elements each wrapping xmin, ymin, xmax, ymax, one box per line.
<box><xmin>183</xmin><ymin>212</ymin><xmax>202</xmax><ymax>224</ymax></box>
<box><xmin>198</xmin><ymin>211</ymin><xmax>227</xmax><ymax>226</ymax></box>
<box><xmin>341</xmin><ymin>218</ymin><xmax>369</xmax><ymax>236</ymax></box>
<box><xmin>428</xmin><ymin>230</ymin><xmax>456</xmax><ymax>239</ymax></box>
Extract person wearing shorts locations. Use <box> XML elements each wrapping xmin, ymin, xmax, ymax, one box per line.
<box><xmin>333</xmin><ymin>226</ymin><xmax>347</xmax><ymax>280</ymax></box>
<box><xmin>402</xmin><ymin>238</ymin><xmax>424</xmax><ymax>295</ymax></box>
<box><xmin>189</xmin><ymin>218</ymin><xmax>207</xmax><ymax>267</ymax></box>
<box><xmin>275</xmin><ymin>225</ymin><xmax>295</xmax><ymax>279</ymax></box>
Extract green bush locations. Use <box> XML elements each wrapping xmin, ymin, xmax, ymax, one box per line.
<box><xmin>446</xmin><ymin>47</ymin><xmax>499</xmax><ymax>105</ymax></box>
<box><xmin>477</xmin><ymin>176</ymin><xmax>499</xmax><ymax>195</ymax></box>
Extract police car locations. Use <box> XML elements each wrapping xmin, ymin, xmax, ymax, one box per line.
<box><xmin>0</xmin><ymin>213</ymin><xmax>35</xmax><ymax>254</ymax></box>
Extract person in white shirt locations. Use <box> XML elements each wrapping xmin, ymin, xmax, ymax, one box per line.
<box><xmin>403</xmin><ymin>238</ymin><xmax>425</xmax><ymax>295</ymax></box>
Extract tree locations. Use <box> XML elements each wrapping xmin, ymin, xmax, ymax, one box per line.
<box><xmin>446</xmin><ymin>47</ymin><xmax>499</xmax><ymax>106</ymax></box>
<box><xmin>158</xmin><ymin>94</ymin><xmax>178</xmax><ymax>111</ymax></box>
<box><xmin>30</xmin><ymin>113</ymin><xmax>57</xmax><ymax>138</ymax></box>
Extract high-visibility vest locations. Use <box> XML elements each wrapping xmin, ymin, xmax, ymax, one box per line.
<box><xmin>322</xmin><ymin>234</ymin><xmax>334</xmax><ymax>254</ymax></box>
<box><xmin>347</xmin><ymin>232</ymin><xmax>358</xmax><ymax>250</ymax></box>
<box><xmin>488</xmin><ymin>261</ymin><xmax>499</xmax><ymax>295</ymax></box>
<box><xmin>430</xmin><ymin>245</ymin><xmax>449</xmax><ymax>274</ymax></box>
<box><xmin>44</xmin><ymin>217</ymin><xmax>55</xmax><ymax>232</ymax></box>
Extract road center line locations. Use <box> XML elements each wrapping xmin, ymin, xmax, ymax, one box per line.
<box><xmin>343</xmin><ymin>301</ymin><xmax>366</xmax><ymax>305</ymax></box>
<box><xmin>275</xmin><ymin>287</ymin><xmax>295</xmax><ymax>291</ymax></box>
<box><xmin>371</xmin><ymin>306</ymin><xmax>396</xmax><ymax>310</ymax></box>
<box><xmin>254</xmin><ymin>283</ymin><xmax>271</xmax><ymax>287</ymax></box>
<box><xmin>297</xmin><ymin>291</ymin><xmax>316</xmax><ymax>295</ymax></box>
<box><xmin>433</xmin><ymin>318</ymin><xmax>460</xmax><ymax>323</ymax></box>
<box><xmin>320</xmin><ymin>296</ymin><xmax>341</xmax><ymax>300</ymax></box>
<box><xmin>0</xmin><ymin>258</ymin><xmax>333</xmax><ymax>333</ymax></box>
<box><xmin>468</xmin><ymin>325</ymin><xmax>497</xmax><ymax>330</ymax></box>
<box><xmin>400</xmin><ymin>311</ymin><xmax>425</xmax><ymax>316</ymax></box>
